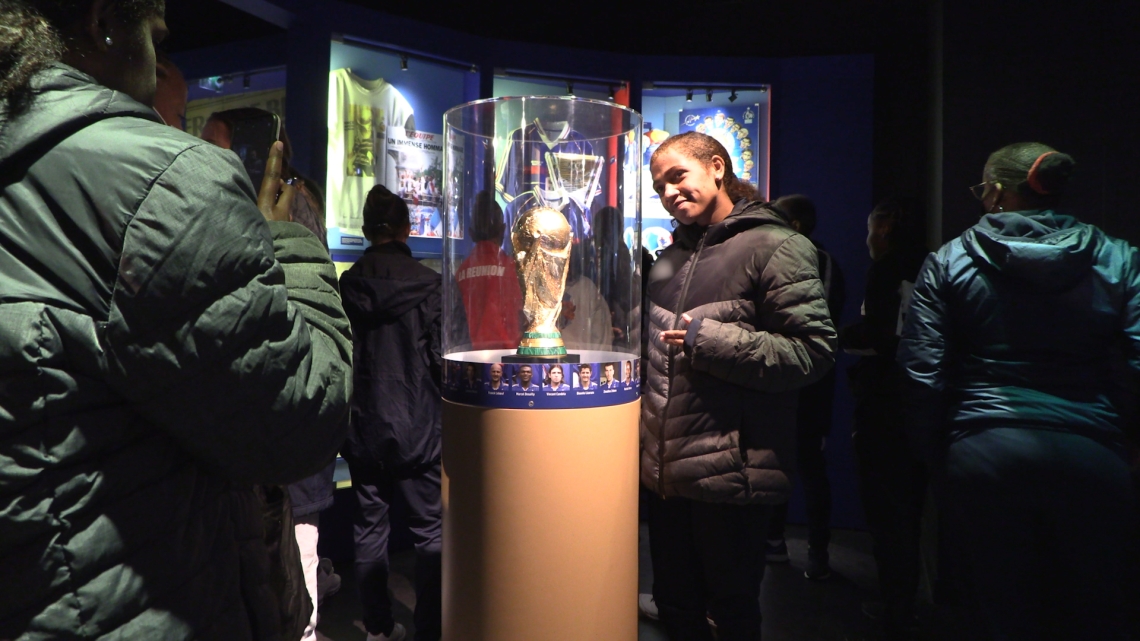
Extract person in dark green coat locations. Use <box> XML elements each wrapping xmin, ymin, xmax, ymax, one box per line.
<box><xmin>0</xmin><ymin>2</ymin><xmax>353</xmax><ymax>639</ymax></box>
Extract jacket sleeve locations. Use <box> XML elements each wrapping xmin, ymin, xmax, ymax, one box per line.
<box><xmin>1119</xmin><ymin>243</ymin><xmax>1140</xmax><ymax>447</ymax></box>
<box><xmin>101</xmin><ymin>143</ymin><xmax>352</xmax><ymax>485</ymax></box>
<box><xmin>896</xmin><ymin>252</ymin><xmax>951</xmax><ymax>466</ymax></box>
<box><xmin>685</xmin><ymin>233</ymin><xmax>837</xmax><ymax>393</ymax></box>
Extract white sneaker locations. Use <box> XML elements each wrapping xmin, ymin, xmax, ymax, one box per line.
<box><xmin>365</xmin><ymin>623</ymin><xmax>406</xmax><ymax>641</ymax></box>
<box><xmin>638</xmin><ymin>593</ymin><xmax>659</xmax><ymax>620</ymax></box>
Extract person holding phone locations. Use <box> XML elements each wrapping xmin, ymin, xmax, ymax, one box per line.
<box><xmin>203</xmin><ymin>107</ymin><xmax>341</xmax><ymax>640</ymax></box>
<box><xmin>0</xmin><ymin>2</ymin><xmax>353</xmax><ymax>639</ymax></box>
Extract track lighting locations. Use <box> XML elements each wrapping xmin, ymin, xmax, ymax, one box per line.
<box><xmin>685</xmin><ymin>89</ymin><xmax>693</xmax><ymax>102</ymax></box>
<box><xmin>706</xmin><ymin>89</ymin><xmax>713</xmax><ymax>102</ymax></box>
<box><xmin>608</xmin><ymin>86</ymin><xmax>616</xmax><ymax>101</ymax></box>
<box><xmin>400</xmin><ymin>54</ymin><xmax>408</xmax><ymax>71</ymax></box>
<box><xmin>728</xmin><ymin>90</ymin><xmax>738</xmax><ymax>102</ymax></box>
<box><xmin>567</xmin><ymin>82</ymin><xmax>575</xmax><ymax>97</ymax></box>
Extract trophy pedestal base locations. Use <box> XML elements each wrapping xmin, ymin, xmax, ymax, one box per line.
<box><xmin>442</xmin><ymin>399</ymin><xmax>640</xmax><ymax>641</ymax></box>
<box><xmin>501</xmin><ymin>353</ymin><xmax>581</xmax><ymax>364</ymax></box>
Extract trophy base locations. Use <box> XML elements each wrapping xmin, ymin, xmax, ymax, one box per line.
<box><xmin>513</xmin><ymin>331</ymin><xmax>572</xmax><ymax>360</ymax></box>
<box><xmin>502</xmin><ymin>353</ymin><xmax>581</xmax><ymax>364</ymax></box>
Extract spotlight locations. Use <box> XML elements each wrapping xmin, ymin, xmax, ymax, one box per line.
<box><xmin>728</xmin><ymin>89</ymin><xmax>738</xmax><ymax>102</ymax></box>
<box><xmin>242</xmin><ymin>73</ymin><xmax>250</xmax><ymax>89</ymax></box>
<box><xmin>567</xmin><ymin>82</ymin><xmax>575</xmax><ymax>97</ymax></box>
<box><xmin>685</xmin><ymin>89</ymin><xmax>693</xmax><ymax>102</ymax></box>
<box><xmin>608</xmin><ymin>86</ymin><xmax>616</xmax><ymax>101</ymax></box>
<box><xmin>706</xmin><ymin>89</ymin><xmax>713</xmax><ymax>102</ymax></box>
<box><xmin>469</xmin><ymin>64</ymin><xmax>478</xmax><ymax>73</ymax></box>
<box><xmin>400</xmin><ymin>54</ymin><xmax>408</xmax><ymax>71</ymax></box>
<box><xmin>759</xmin><ymin>85</ymin><xmax>768</xmax><ymax>93</ymax></box>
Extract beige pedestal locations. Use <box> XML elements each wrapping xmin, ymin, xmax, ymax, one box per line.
<box><xmin>442</xmin><ymin>399</ymin><xmax>640</xmax><ymax>641</ymax></box>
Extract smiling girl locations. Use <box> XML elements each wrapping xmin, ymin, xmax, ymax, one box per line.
<box><xmin>638</xmin><ymin>132</ymin><xmax>837</xmax><ymax>639</ymax></box>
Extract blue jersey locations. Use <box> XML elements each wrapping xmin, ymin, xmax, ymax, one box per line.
<box><xmin>496</xmin><ymin>120</ymin><xmax>602</xmax><ymax>204</ymax></box>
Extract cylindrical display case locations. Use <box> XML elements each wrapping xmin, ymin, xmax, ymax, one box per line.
<box><xmin>441</xmin><ymin>97</ymin><xmax>642</xmax><ymax>641</ymax></box>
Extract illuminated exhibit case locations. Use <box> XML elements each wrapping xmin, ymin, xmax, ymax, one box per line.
<box><xmin>440</xmin><ymin>96</ymin><xmax>643</xmax><ymax>410</ymax></box>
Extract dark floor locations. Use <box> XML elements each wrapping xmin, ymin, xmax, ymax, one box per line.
<box><xmin>313</xmin><ymin>523</ymin><xmax>984</xmax><ymax>641</ymax></box>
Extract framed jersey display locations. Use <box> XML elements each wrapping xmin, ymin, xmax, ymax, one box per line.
<box><xmin>325</xmin><ymin>67</ymin><xmax>416</xmax><ymax>235</ymax></box>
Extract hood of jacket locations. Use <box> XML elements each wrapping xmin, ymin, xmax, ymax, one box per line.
<box><xmin>962</xmin><ymin>211</ymin><xmax>1098</xmax><ymax>293</ymax></box>
<box><xmin>339</xmin><ymin>243</ymin><xmax>440</xmax><ymax>321</ymax></box>
<box><xmin>0</xmin><ymin>63</ymin><xmax>160</xmax><ymax>172</ymax></box>
<box><xmin>672</xmin><ymin>199</ymin><xmax>791</xmax><ymax>250</ymax></box>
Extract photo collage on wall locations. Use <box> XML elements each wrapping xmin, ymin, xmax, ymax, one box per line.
<box><xmin>679</xmin><ymin>105</ymin><xmax>760</xmax><ymax>187</ymax></box>
<box><xmin>442</xmin><ymin>358</ymin><xmax>640</xmax><ymax>409</ymax></box>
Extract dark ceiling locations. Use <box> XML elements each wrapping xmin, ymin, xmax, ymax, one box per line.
<box><xmin>163</xmin><ymin>0</ymin><xmax>284</xmax><ymax>54</ymax></box>
<box><xmin>163</xmin><ymin>0</ymin><xmax>928</xmax><ymax>58</ymax></box>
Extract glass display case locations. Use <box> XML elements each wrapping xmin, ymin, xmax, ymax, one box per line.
<box><xmin>441</xmin><ymin>96</ymin><xmax>642</xmax><ymax>409</ymax></box>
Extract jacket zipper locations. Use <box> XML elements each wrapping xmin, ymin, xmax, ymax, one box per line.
<box><xmin>658</xmin><ymin>230</ymin><xmax>708</xmax><ymax>497</ymax></box>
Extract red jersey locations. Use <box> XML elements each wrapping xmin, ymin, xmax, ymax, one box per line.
<box><xmin>456</xmin><ymin>241</ymin><xmax>523</xmax><ymax>350</ymax></box>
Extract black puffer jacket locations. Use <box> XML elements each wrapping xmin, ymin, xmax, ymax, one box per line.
<box><xmin>0</xmin><ymin>65</ymin><xmax>352</xmax><ymax>640</ymax></box>
<box><xmin>340</xmin><ymin>242</ymin><xmax>443</xmax><ymax>474</ymax></box>
<box><xmin>641</xmin><ymin>200</ymin><xmax>837</xmax><ymax>505</ymax></box>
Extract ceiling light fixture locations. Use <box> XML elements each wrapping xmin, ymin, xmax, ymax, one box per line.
<box><xmin>728</xmin><ymin>89</ymin><xmax>738</xmax><ymax>102</ymax></box>
<box><xmin>567</xmin><ymin>82</ymin><xmax>575</xmax><ymax>97</ymax></box>
<box><xmin>400</xmin><ymin>54</ymin><xmax>409</xmax><ymax>71</ymax></box>
<box><xmin>706</xmin><ymin>89</ymin><xmax>713</xmax><ymax>102</ymax></box>
<box><xmin>685</xmin><ymin>89</ymin><xmax>693</xmax><ymax>102</ymax></box>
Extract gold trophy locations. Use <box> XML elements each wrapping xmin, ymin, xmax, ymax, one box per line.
<box><xmin>511</xmin><ymin>206</ymin><xmax>574</xmax><ymax>359</ymax></box>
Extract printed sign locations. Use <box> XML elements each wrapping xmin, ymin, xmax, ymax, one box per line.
<box><xmin>442</xmin><ymin>358</ymin><xmax>640</xmax><ymax>409</ymax></box>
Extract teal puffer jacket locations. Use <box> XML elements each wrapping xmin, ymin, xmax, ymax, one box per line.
<box><xmin>0</xmin><ymin>65</ymin><xmax>352</xmax><ymax>640</ymax></box>
<box><xmin>898</xmin><ymin>211</ymin><xmax>1140</xmax><ymax>460</ymax></box>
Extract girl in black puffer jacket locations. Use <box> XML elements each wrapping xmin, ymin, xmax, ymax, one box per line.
<box><xmin>639</xmin><ymin>132</ymin><xmax>836</xmax><ymax>640</ymax></box>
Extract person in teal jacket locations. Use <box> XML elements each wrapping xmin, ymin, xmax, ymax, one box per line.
<box><xmin>0</xmin><ymin>2</ymin><xmax>353</xmax><ymax>639</ymax></box>
<box><xmin>898</xmin><ymin>143</ymin><xmax>1139</xmax><ymax>641</ymax></box>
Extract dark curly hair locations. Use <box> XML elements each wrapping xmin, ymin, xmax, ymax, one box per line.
<box><xmin>0</xmin><ymin>0</ymin><xmax>164</xmax><ymax>116</ymax></box>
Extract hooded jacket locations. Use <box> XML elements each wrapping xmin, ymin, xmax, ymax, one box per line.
<box><xmin>340</xmin><ymin>242</ymin><xmax>443</xmax><ymax>474</ymax></box>
<box><xmin>0</xmin><ymin>65</ymin><xmax>352</xmax><ymax>641</ymax></box>
<box><xmin>898</xmin><ymin>211</ymin><xmax>1140</xmax><ymax>460</ymax></box>
<box><xmin>641</xmin><ymin>200</ymin><xmax>837</xmax><ymax>505</ymax></box>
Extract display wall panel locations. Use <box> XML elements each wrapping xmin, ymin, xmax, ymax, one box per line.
<box><xmin>325</xmin><ymin>40</ymin><xmax>479</xmax><ymax>258</ymax></box>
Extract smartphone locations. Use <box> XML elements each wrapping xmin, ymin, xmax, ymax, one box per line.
<box><xmin>229</xmin><ymin>112</ymin><xmax>281</xmax><ymax>189</ymax></box>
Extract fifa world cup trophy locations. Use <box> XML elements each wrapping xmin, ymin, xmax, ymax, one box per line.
<box><xmin>511</xmin><ymin>206</ymin><xmax>572</xmax><ymax>357</ymax></box>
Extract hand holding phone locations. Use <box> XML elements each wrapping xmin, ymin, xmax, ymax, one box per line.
<box><xmin>257</xmin><ymin>141</ymin><xmax>294</xmax><ymax>223</ymax></box>
<box><xmin>229</xmin><ymin>112</ymin><xmax>281</xmax><ymax>188</ymax></box>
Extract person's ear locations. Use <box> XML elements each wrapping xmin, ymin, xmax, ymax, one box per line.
<box><xmin>710</xmin><ymin>155</ymin><xmax>726</xmax><ymax>182</ymax></box>
<box><xmin>790</xmin><ymin>220</ymin><xmax>802</xmax><ymax>233</ymax></box>
<box><xmin>83</xmin><ymin>0</ymin><xmax>116</xmax><ymax>51</ymax></box>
